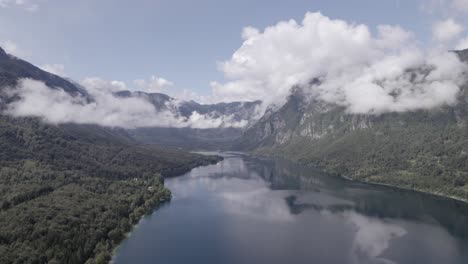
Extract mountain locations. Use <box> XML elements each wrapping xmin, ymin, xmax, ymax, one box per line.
<box><xmin>0</xmin><ymin>46</ymin><xmax>262</xmax><ymax>150</ymax></box>
<box><xmin>115</xmin><ymin>90</ymin><xmax>261</xmax><ymax>123</ymax></box>
<box><xmin>0</xmin><ymin>47</ymin><xmax>221</xmax><ymax>263</ymax></box>
<box><xmin>235</xmin><ymin>50</ymin><xmax>468</xmax><ymax>201</ymax></box>
<box><xmin>0</xmin><ymin>47</ymin><xmax>86</xmax><ymax>99</ymax></box>
<box><xmin>115</xmin><ymin>90</ymin><xmax>262</xmax><ymax>149</ymax></box>
<box><xmin>115</xmin><ymin>91</ymin><xmax>173</xmax><ymax>111</ymax></box>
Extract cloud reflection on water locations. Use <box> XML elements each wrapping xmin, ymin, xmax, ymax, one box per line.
<box><xmin>347</xmin><ymin>212</ymin><xmax>406</xmax><ymax>264</ymax></box>
<box><xmin>160</xmin><ymin>154</ymin><xmax>466</xmax><ymax>264</ymax></box>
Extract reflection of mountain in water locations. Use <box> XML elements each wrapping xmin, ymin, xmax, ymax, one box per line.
<box><xmin>244</xmin><ymin>156</ymin><xmax>468</xmax><ymax>239</ymax></box>
<box><xmin>115</xmin><ymin>153</ymin><xmax>468</xmax><ymax>264</ymax></box>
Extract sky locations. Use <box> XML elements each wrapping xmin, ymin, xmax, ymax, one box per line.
<box><xmin>2</xmin><ymin>0</ymin><xmax>467</xmax><ymax>101</ymax></box>
<box><xmin>3</xmin><ymin>0</ymin><xmax>468</xmax><ymax>129</ymax></box>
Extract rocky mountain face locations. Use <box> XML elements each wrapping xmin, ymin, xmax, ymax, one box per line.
<box><xmin>2</xmin><ymin>42</ymin><xmax>467</xmax><ymax>200</ymax></box>
<box><xmin>234</xmin><ymin>51</ymin><xmax>468</xmax><ymax>201</ymax></box>
<box><xmin>236</xmin><ymin>85</ymin><xmax>468</xmax><ymax>150</ymax></box>
<box><xmin>115</xmin><ymin>90</ymin><xmax>262</xmax><ymax>149</ymax></box>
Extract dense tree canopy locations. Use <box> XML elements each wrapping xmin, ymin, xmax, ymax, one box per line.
<box><xmin>0</xmin><ymin>115</ymin><xmax>221</xmax><ymax>264</ymax></box>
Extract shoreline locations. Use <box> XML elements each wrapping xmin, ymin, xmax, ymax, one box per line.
<box><xmin>109</xmin><ymin>201</ymin><xmax>171</xmax><ymax>264</ymax></box>
<box><xmin>252</xmin><ymin>151</ymin><xmax>468</xmax><ymax>205</ymax></box>
<box><xmin>108</xmin><ymin>154</ymin><xmax>224</xmax><ymax>264</ymax></box>
<box><xmin>340</xmin><ymin>175</ymin><xmax>468</xmax><ymax>204</ymax></box>
<box><xmin>109</xmin><ymin>151</ymin><xmax>468</xmax><ymax>263</ymax></box>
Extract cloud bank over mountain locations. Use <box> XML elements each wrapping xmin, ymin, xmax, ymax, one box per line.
<box><xmin>3</xmin><ymin>11</ymin><xmax>468</xmax><ymax>128</ymax></box>
<box><xmin>133</xmin><ymin>76</ymin><xmax>174</xmax><ymax>93</ymax></box>
<box><xmin>4</xmin><ymin>79</ymin><xmax>249</xmax><ymax>129</ymax></box>
<box><xmin>212</xmin><ymin>12</ymin><xmax>468</xmax><ymax>114</ymax></box>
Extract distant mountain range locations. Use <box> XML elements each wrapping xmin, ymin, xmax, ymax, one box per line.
<box><xmin>0</xmin><ymin>46</ymin><xmax>262</xmax><ymax>149</ymax></box>
<box><xmin>115</xmin><ymin>90</ymin><xmax>261</xmax><ymax>123</ymax></box>
<box><xmin>1</xmin><ymin>44</ymin><xmax>468</xmax><ymax>202</ymax></box>
<box><xmin>114</xmin><ymin>90</ymin><xmax>261</xmax><ymax>149</ymax></box>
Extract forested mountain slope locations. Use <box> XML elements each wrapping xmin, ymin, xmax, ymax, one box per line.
<box><xmin>0</xmin><ymin>47</ymin><xmax>86</xmax><ymax>98</ymax></box>
<box><xmin>0</xmin><ymin>115</ymin><xmax>220</xmax><ymax>264</ymax></box>
<box><xmin>0</xmin><ymin>47</ymin><xmax>221</xmax><ymax>264</ymax></box>
<box><xmin>235</xmin><ymin>51</ymin><xmax>468</xmax><ymax>201</ymax></box>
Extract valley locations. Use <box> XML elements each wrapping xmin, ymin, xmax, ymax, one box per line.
<box><xmin>0</xmin><ymin>47</ymin><xmax>222</xmax><ymax>263</ymax></box>
<box><xmin>1</xmin><ymin>44</ymin><xmax>468</xmax><ymax>263</ymax></box>
<box><xmin>114</xmin><ymin>153</ymin><xmax>468</xmax><ymax>264</ymax></box>
<box><xmin>2</xmin><ymin>5</ymin><xmax>468</xmax><ymax>263</ymax></box>
<box><xmin>233</xmin><ymin>51</ymin><xmax>468</xmax><ymax>202</ymax></box>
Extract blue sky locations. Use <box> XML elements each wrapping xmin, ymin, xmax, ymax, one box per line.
<box><xmin>0</xmin><ymin>0</ymin><xmax>466</xmax><ymax>98</ymax></box>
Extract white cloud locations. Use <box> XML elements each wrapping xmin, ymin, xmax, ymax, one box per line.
<box><xmin>184</xmin><ymin>111</ymin><xmax>248</xmax><ymax>129</ymax></box>
<box><xmin>81</xmin><ymin>77</ymin><xmax>127</xmax><ymax>93</ymax></box>
<box><xmin>133</xmin><ymin>75</ymin><xmax>174</xmax><ymax>93</ymax></box>
<box><xmin>432</xmin><ymin>19</ymin><xmax>464</xmax><ymax>42</ymax></box>
<box><xmin>452</xmin><ymin>0</ymin><xmax>468</xmax><ymax>10</ymax></box>
<box><xmin>1</xmin><ymin>40</ymin><xmax>19</xmax><ymax>56</ymax></box>
<box><xmin>422</xmin><ymin>0</ymin><xmax>468</xmax><ymax>14</ymax></box>
<box><xmin>348</xmin><ymin>212</ymin><xmax>406</xmax><ymax>264</ymax></box>
<box><xmin>213</xmin><ymin>12</ymin><xmax>467</xmax><ymax>114</ymax></box>
<box><xmin>40</xmin><ymin>64</ymin><xmax>66</xmax><ymax>77</ymax></box>
<box><xmin>0</xmin><ymin>0</ymin><xmax>39</xmax><ymax>12</ymax></box>
<box><xmin>0</xmin><ymin>40</ymin><xmax>31</xmax><ymax>58</ymax></box>
<box><xmin>334</xmin><ymin>50</ymin><xmax>464</xmax><ymax>114</ymax></box>
<box><xmin>173</xmin><ymin>89</ymin><xmax>211</xmax><ymax>104</ymax></box>
<box><xmin>3</xmin><ymin>78</ymin><xmax>248</xmax><ymax>129</ymax></box>
<box><xmin>455</xmin><ymin>36</ymin><xmax>468</xmax><ymax>50</ymax></box>
<box><xmin>375</xmin><ymin>25</ymin><xmax>413</xmax><ymax>49</ymax></box>
<box><xmin>3</xmin><ymin>11</ymin><xmax>467</xmax><ymax>125</ymax></box>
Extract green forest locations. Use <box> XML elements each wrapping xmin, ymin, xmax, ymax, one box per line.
<box><xmin>0</xmin><ymin>115</ymin><xmax>221</xmax><ymax>264</ymax></box>
<box><xmin>256</xmin><ymin>119</ymin><xmax>468</xmax><ymax>202</ymax></box>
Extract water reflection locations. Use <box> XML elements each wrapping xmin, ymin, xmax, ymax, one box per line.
<box><xmin>284</xmin><ymin>194</ymin><xmax>407</xmax><ymax>264</ymax></box>
<box><xmin>248</xmin><ymin>155</ymin><xmax>468</xmax><ymax>239</ymax></box>
<box><xmin>348</xmin><ymin>212</ymin><xmax>406</xmax><ymax>264</ymax></box>
<box><xmin>114</xmin><ymin>153</ymin><xmax>468</xmax><ymax>264</ymax></box>
<box><xmin>169</xmin><ymin>154</ymin><xmax>295</xmax><ymax>222</ymax></box>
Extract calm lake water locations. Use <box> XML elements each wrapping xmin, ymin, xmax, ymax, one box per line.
<box><xmin>114</xmin><ymin>152</ymin><xmax>468</xmax><ymax>264</ymax></box>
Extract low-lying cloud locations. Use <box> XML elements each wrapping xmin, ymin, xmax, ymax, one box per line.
<box><xmin>3</xmin><ymin>12</ymin><xmax>468</xmax><ymax>128</ymax></box>
<box><xmin>133</xmin><ymin>75</ymin><xmax>174</xmax><ymax>93</ymax></box>
<box><xmin>3</xmin><ymin>78</ymin><xmax>248</xmax><ymax>129</ymax></box>
<box><xmin>213</xmin><ymin>12</ymin><xmax>468</xmax><ymax>114</ymax></box>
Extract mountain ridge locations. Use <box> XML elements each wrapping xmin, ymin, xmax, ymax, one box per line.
<box><xmin>0</xmin><ymin>46</ymin><xmax>223</xmax><ymax>263</ymax></box>
<box><xmin>0</xmin><ymin>45</ymin><xmax>261</xmax><ymax>149</ymax></box>
<box><xmin>0</xmin><ymin>47</ymin><xmax>87</xmax><ymax>97</ymax></box>
<box><xmin>115</xmin><ymin>89</ymin><xmax>262</xmax><ymax>123</ymax></box>
<box><xmin>114</xmin><ymin>90</ymin><xmax>262</xmax><ymax>149</ymax></box>
<box><xmin>234</xmin><ymin>49</ymin><xmax>468</xmax><ymax>201</ymax></box>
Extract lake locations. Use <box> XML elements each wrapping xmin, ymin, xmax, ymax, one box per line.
<box><xmin>113</xmin><ymin>152</ymin><xmax>468</xmax><ymax>264</ymax></box>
